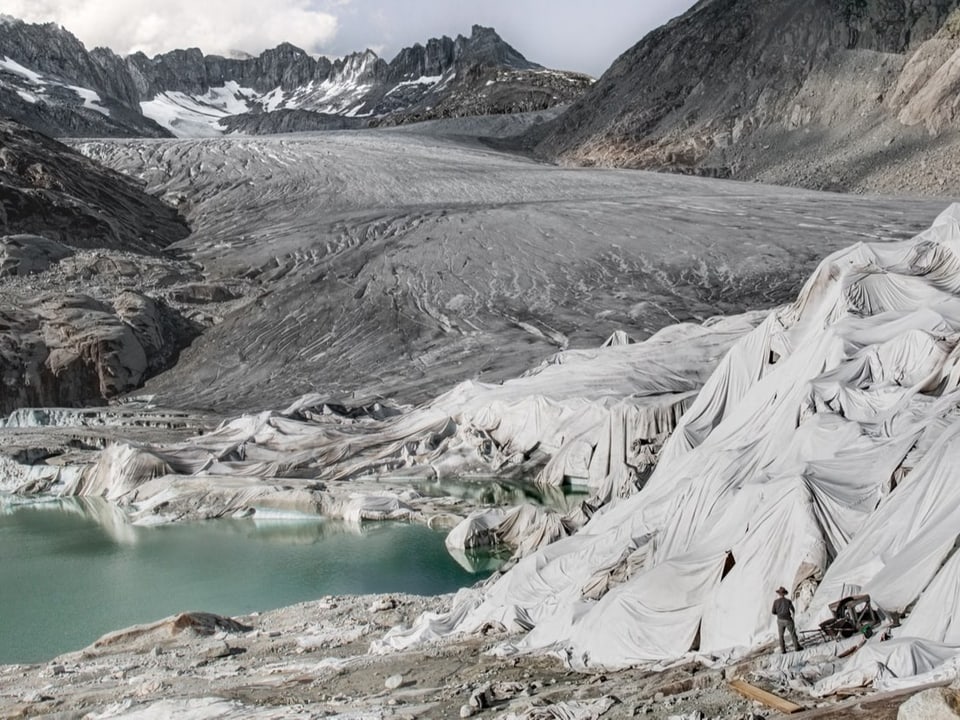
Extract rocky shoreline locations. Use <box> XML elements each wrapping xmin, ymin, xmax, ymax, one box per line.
<box><xmin>0</xmin><ymin>590</ymin><xmax>936</xmax><ymax>720</ymax></box>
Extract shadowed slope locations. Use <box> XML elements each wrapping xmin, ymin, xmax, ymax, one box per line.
<box><xmin>0</xmin><ymin>119</ymin><xmax>188</xmax><ymax>252</ymax></box>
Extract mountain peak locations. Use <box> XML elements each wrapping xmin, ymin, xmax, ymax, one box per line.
<box><xmin>263</xmin><ymin>42</ymin><xmax>307</xmax><ymax>57</ymax></box>
<box><xmin>454</xmin><ymin>24</ymin><xmax>541</xmax><ymax>71</ymax></box>
<box><xmin>469</xmin><ymin>25</ymin><xmax>500</xmax><ymax>39</ymax></box>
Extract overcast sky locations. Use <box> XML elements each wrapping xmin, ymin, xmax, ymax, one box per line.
<box><xmin>4</xmin><ymin>0</ymin><xmax>698</xmax><ymax>77</ymax></box>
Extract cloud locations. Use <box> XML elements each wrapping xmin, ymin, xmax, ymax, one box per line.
<box><xmin>4</xmin><ymin>0</ymin><xmax>339</xmax><ymax>57</ymax></box>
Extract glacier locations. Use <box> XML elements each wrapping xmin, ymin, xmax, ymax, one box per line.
<box><xmin>26</xmin><ymin>201</ymin><xmax>960</xmax><ymax>696</ymax></box>
<box><xmin>370</xmin><ymin>204</ymin><xmax>960</xmax><ymax>697</ymax></box>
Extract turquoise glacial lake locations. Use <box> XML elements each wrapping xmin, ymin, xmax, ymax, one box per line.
<box><xmin>0</xmin><ymin>497</ymin><xmax>494</xmax><ymax>665</ymax></box>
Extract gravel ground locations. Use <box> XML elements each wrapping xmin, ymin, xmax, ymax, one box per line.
<box><xmin>0</xmin><ymin>592</ymin><xmax>758</xmax><ymax>719</ymax></box>
<box><xmin>0</xmin><ymin>590</ymin><xmax>924</xmax><ymax>720</ymax></box>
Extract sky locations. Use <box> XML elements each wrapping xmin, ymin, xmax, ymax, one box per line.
<box><xmin>2</xmin><ymin>0</ymin><xmax>698</xmax><ymax>77</ymax></box>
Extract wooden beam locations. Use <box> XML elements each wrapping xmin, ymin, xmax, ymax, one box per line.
<box><xmin>729</xmin><ymin>678</ymin><xmax>806</xmax><ymax>714</ymax></box>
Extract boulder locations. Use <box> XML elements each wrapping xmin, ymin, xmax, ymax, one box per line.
<box><xmin>898</xmin><ymin>686</ymin><xmax>960</xmax><ymax>720</ymax></box>
<box><xmin>0</xmin><ymin>234</ymin><xmax>72</xmax><ymax>277</ymax></box>
<box><xmin>0</xmin><ymin>292</ymin><xmax>196</xmax><ymax>413</ymax></box>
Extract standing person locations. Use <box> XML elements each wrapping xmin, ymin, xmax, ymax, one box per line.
<box><xmin>772</xmin><ymin>586</ymin><xmax>802</xmax><ymax>653</ymax></box>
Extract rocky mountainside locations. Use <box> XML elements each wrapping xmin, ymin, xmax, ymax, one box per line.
<box><xmin>0</xmin><ymin>118</ymin><xmax>203</xmax><ymax>412</ymax></box>
<box><xmin>0</xmin><ymin>119</ymin><xmax>188</xmax><ymax>251</ymax></box>
<box><xmin>0</xmin><ymin>18</ymin><xmax>591</xmax><ymax>138</ymax></box>
<box><xmin>0</xmin><ymin>18</ymin><xmax>169</xmax><ymax>137</ymax></box>
<box><xmin>530</xmin><ymin>0</ymin><xmax>960</xmax><ymax>196</ymax></box>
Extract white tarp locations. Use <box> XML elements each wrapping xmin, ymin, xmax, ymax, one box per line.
<box><xmin>63</xmin><ymin>313</ymin><xmax>758</xmax><ymax>529</ymax></box>
<box><xmin>379</xmin><ymin>205</ymin><xmax>960</xmax><ymax>695</ymax></box>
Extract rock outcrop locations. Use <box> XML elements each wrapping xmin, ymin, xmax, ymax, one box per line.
<box><xmin>0</xmin><ymin>118</ymin><xmax>198</xmax><ymax>411</ymax></box>
<box><xmin>218</xmin><ymin>110</ymin><xmax>367</xmax><ymax>135</ymax></box>
<box><xmin>0</xmin><ymin>292</ymin><xmax>196</xmax><ymax>414</ymax></box>
<box><xmin>0</xmin><ymin>234</ymin><xmax>72</xmax><ymax>277</ymax></box>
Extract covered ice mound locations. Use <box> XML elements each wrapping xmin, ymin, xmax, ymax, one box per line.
<box><xmin>59</xmin><ymin>309</ymin><xmax>758</xmax><ymax>526</ymax></box>
<box><xmin>377</xmin><ymin>205</ymin><xmax>960</xmax><ymax>690</ymax></box>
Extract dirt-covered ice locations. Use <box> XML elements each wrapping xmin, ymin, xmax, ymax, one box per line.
<box><xmin>77</xmin><ymin>129</ymin><xmax>945</xmax><ymax>412</ymax></box>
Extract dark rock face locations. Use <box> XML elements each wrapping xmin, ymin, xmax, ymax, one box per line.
<box><xmin>0</xmin><ymin>118</ymin><xmax>189</xmax><ymax>253</ymax></box>
<box><xmin>454</xmin><ymin>24</ymin><xmax>541</xmax><ymax>70</ymax></box>
<box><xmin>128</xmin><ymin>42</ymin><xmax>336</xmax><ymax>97</ymax></box>
<box><xmin>0</xmin><ymin>20</ymin><xmax>139</xmax><ymax>106</ymax></box>
<box><xmin>0</xmin><ymin>291</ymin><xmax>197</xmax><ymax>414</ymax></box>
<box><xmin>840</xmin><ymin>0</ymin><xmax>960</xmax><ymax>50</ymax></box>
<box><xmin>0</xmin><ymin>235</ymin><xmax>73</xmax><ymax>277</ymax></box>
<box><xmin>385</xmin><ymin>24</ymin><xmax>539</xmax><ymax>83</ymax></box>
<box><xmin>388</xmin><ymin>37</ymin><xmax>458</xmax><ymax>82</ymax></box>
<box><xmin>530</xmin><ymin>0</ymin><xmax>960</xmax><ymax>177</ymax></box>
<box><xmin>218</xmin><ymin>110</ymin><xmax>367</xmax><ymax>135</ymax></box>
<box><xmin>374</xmin><ymin>67</ymin><xmax>592</xmax><ymax>126</ymax></box>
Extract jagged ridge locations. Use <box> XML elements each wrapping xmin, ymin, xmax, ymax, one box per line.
<box><xmin>0</xmin><ymin>19</ymin><xmax>591</xmax><ymax>137</ymax></box>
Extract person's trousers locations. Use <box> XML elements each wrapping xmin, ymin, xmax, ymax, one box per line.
<box><xmin>778</xmin><ymin>619</ymin><xmax>802</xmax><ymax>652</ymax></box>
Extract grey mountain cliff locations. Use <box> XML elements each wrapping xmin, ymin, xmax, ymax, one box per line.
<box><xmin>526</xmin><ymin>0</ymin><xmax>960</xmax><ymax>195</ymax></box>
<box><xmin>0</xmin><ymin>20</ymin><xmax>590</xmax><ymax>137</ymax></box>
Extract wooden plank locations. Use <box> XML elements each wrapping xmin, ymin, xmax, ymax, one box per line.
<box><xmin>729</xmin><ymin>678</ymin><xmax>806</xmax><ymax>714</ymax></box>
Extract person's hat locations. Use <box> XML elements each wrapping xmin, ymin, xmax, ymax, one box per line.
<box><xmin>776</xmin><ymin>586</ymin><xmax>788</xmax><ymax>595</ymax></box>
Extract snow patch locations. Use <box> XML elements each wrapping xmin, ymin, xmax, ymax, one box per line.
<box><xmin>201</xmin><ymin>81</ymin><xmax>256</xmax><ymax>115</ymax></box>
<box><xmin>16</xmin><ymin>89</ymin><xmax>37</xmax><ymax>103</ymax></box>
<box><xmin>385</xmin><ymin>74</ymin><xmax>443</xmax><ymax>97</ymax></box>
<box><xmin>140</xmin><ymin>92</ymin><xmax>230</xmax><ymax>138</ymax></box>
<box><xmin>261</xmin><ymin>85</ymin><xmax>289</xmax><ymax>112</ymax></box>
<box><xmin>344</xmin><ymin>101</ymin><xmax>372</xmax><ymax>118</ymax></box>
<box><xmin>0</xmin><ymin>56</ymin><xmax>45</xmax><ymax>85</ymax></box>
<box><xmin>70</xmin><ymin>85</ymin><xmax>110</xmax><ymax>116</ymax></box>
